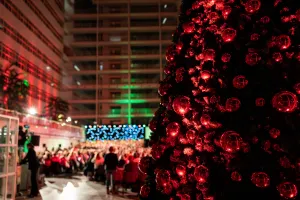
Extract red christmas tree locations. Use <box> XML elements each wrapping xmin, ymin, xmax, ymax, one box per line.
<box><xmin>139</xmin><ymin>0</ymin><xmax>300</xmax><ymax>199</ymax></box>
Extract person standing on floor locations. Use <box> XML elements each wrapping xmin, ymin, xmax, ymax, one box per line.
<box><xmin>104</xmin><ymin>146</ymin><xmax>118</xmax><ymax>194</ymax></box>
<box><xmin>20</xmin><ymin>143</ymin><xmax>40</xmax><ymax>198</ymax></box>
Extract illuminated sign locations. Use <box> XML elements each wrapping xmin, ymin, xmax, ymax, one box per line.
<box><xmin>85</xmin><ymin>125</ymin><xmax>145</xmax><ymax>140</ymax></box>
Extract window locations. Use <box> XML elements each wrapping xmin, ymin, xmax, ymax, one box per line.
<box><xmin>40</xmin><ymin>0</ymin><xmax>64</xmax><ymax>27</ymax></box>
<box><xmin>24</xmin><ymin>0</ymin><xmax>63</xmax><ymax>41</ymax></box>
<box><xmin>110</xmin><ymin>64</ymin><xmax>121</xmax><ymax>69</ymax></box>
<box><xmin>0</xmin><ymin>42</ymin><xmax>60</xmax><ymax>88</ymax></box>
<box><xmin>110</xmin><ymin>120</ymin><xmax>121</xmax><ymax>125</ymax></box>
<box><xmin>110</xmin><ymin>78</ymin><xmax>121</xmax><ymax>84</ymax></box>
<box><xmin>110</xmin><ymin>48</ymin><xmax>122</xmax><ymax>55</ymax></box>
<box><xmin>2</xmin><ymin>1</ymin><xmax>62</xmax><ymax>56</ymax></box>
<box><xmin>110</xmin><ymin>106</ymin><xmax>121</xmax><ymax>115</ymax></box>
<box><xmin>111</xmin><ymin>92</ymin><xmax>121</xmax><ymax>98</ymax></box>
<box><xmin>0</xmin><ymin>19</ymin><xmax>61</xmax><ymax>74</ymax></box>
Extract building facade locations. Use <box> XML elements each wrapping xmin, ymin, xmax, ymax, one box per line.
<box><xmin>63</xmin><ymin>0</ymin><xmax>179</xmax><ymax>125</ymax></box>
<box><xmin>0</xmin><ymin>0</ymin><xmax>65</xmax><ymax>114</ymax></box>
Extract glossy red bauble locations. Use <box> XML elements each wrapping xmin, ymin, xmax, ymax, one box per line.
<box><xmin>203</xmin><ymin>49</ymin><xmax>216</xmax><ymax>61</ymax></box>
<box><xmin>251</xmin><ymin>172</ymin><xmax>270</xmax><ymax>188</ymax></box>
<box><xmin>273</xmin><ymin>52</ymin><xmax>283</xmax><ymax>62</ymax></box>
<box><xmin>220</xmin><ymin>131</ymin><xmax>242</xmax><ymax>153</ymax></box>
<box><xmin>149</xmin><ymin>119</ymin><xmax>157</xmax><ymax>132</ymax></box>
<box><xmin>166</xmin><ymin>122</ymin><xmax>181</xmax><ymax>137</ymax></box>
<box><xmin>222</xmin><ymin>6</ymin><xmax>232</xmax><ymax>18</ymax></box>
<box><xmin>233</xmin><ymin>75</ymin><xmax>248</xmax><ymax>89</ymax></box>
<box><xmin>138</xmin><ymin>157</ymin><xmax>152</xmax><ymax>174</ymax></box>
<box><xmin>225</xmin><ymin>97</ymin><xmax>241</xmax><ymax>112</ymax></box>
<box><xmin>140</xmin><ymin>185</ymin><xmax>151</xmax><ymax>198</ymax></box>
<box><xmin>182</xmin><ymin>22</ymin><xmax>195</xmax><ymax>34</ymax></box>
<box><xmin>221</xmin><ymin>28</ymin><xmax>237</xmax><ymax>42</ymax></box>
<box><xmin>294</xmin><ymin>83</ymin><xmax>300</xmax><ymax>94</ymax></box>
<box><xmin>221</xmin><ymin>53</ymin><xmax>231</xmax><ymax>63</ymax></box>
<box><xmin>246</xmin><ymin>52</ymin><xmax>261</xmax><ymax>66</ymax></box>
<box><xmin>231</xmin><ymin>171</ymin><xmax>242</xmax><ymax>181</ymax></box>
<box><xmin>186</xmin><ymin>129</ymin><xmax>196</xmax><ymax>141</ymax></box>
<box><xmin>277</xmin><ymin>35</ymin><xmax>291</xmax><ymax>50</ymax></box>
<box><xmin>194</xmin><ymin>165</ymin><xmax>209</xmax><ymax>183</ymax></box>
<box><xmin>255</xmin><ymin>98</ymin><xmax>265</xmax><ymax>107</ymax></box>
<box><xmin>244</xmin><ymin>0</ymin><xmax>261</xmax><ymax>13</ymax></box>
<box><xmin>158</xmin><ymin>83</ymin><xmax>172</xmax><ymax>96</ymax></box>
<box><xmin>251</xmin><ymin>33</ymin><xmax>260</xmax><ymax>41</ymax></box>
<box><xmin>200</xmin><ymin>114</ymin><xmax>211</xmax><ymax>126</ymax></box>
<box><xmin>172</xmin><ymin>96</ymin><xmax>191</xmax><ymax>116</ymax></box>
<box><xmin>151</xmin><ymin>144</ymin><xmax>166</xmax><ymax>160</ymax></box>
<box><xmin>200</xmin><ymin>70</ymin><xmax>211</xmax><ymax>80</ymax></box>
<box><xmin>277</xmin><ymin>182</ymin><xmax>298</xmax><ymax>199</ymax></box>
<box><xmin>269</xmin><ymin>128</ymin><xmax>280</xmax><ymax>139</ymax></box>
<box><xmin>272</xmin><ymin>91</ymin><xmax>298</xmax><ymax>113</ymax></box>
<box><xmin>156</xmin><ymin>170</ymin><xmax>171</xmax><ymax>187</ymax></box>
<box><xmin>176</xmin><ymin>165</ymin><xmax>186</xmax><ymax>177</ymax></box>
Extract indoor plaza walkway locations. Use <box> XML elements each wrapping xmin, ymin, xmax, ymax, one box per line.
<box><xmin>16</xmin><ymin>176</ymin><xmax>138</xmax><ymax>200</ymax></box>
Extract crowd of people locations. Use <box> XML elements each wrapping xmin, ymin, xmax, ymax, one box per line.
<box><xmin>34</xmin><ymin>140</ymin><xmax>150</xmax><ymax>195</ymax></box>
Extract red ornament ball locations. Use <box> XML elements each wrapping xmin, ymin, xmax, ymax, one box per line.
<box><xmin>182</xmin><ymin>22</ymin><xmax>195</xmax><ymax>34</ymax></box>
<box><xmin>251</xmin><ymin>33</ymin><xmax>260</xmax><ymax>41</ymax></box>
<box><xmin>273</xmin><ymin>52</ymin><xmax>283</xmax><ymax>62</ymax></box>
<box><xmin>140</xmin><ymin>185</ymin><xmax>151</xmax><ymax>198</ymax></box>
<box><xmin>221</xmin><ymin>53</ymin><xmax>231</xmax><ymax>63</ymax></box>
<box><xmin>296</xmin><ymin>9</ymin><xmax>300</xmax><ymax>22</ymax></box>
<box><xmin>186</xmin><ymin>129</ymin><xmax>196</xmax><ymax>141</ymax></box>
<box><xmin>176</xmin><ymin>42</ymin><xmax>183</xmax><ymax>51</ymax></box>
<box><xmin>251</xmin><ymin>172</ymin><xmax>270</xmax><ymax>188</ymax></box>
<box><xmin>260</xmin><ymin>16</ymin><xmax>270</xmax><ymax>24</ymax></box>
<box><xmin>149</xmin><ymin>119</ymin><xmax>157</xmax><ymax>132</ymax></box>
<box><xmin>166</xmin><ymin>122</ymin><xmax>181</xmax><ymax>137</ymax></box>
<box><xmin>162</xmin><ymin>183</ymin><xmax>173</xmax><ymax>195</ymax></box>
<box><xmin>203</xmin><ymin>49</ymin><xmax>216</xmax><ymax>61</ymax></box>
<box><xmin>222</xmin><ymin>6</ymin><xmax>232</xmax><ymax>18</ymax></box>
<box><xmin>158</xmin><ymin>83</ymin><xmax>172</xmax><ymax>96</ymax></box>
<box><xmin>233</xmin><ymin>75</ymin><xmax>248</xmax><ymax>89</ymax></box>
<box><xmin>272</xmin><ymin>91</ymin><xmax>298</xmax><ymax>113</ymax></box>
<box><xmin>201</xmin><ymin>70</ymin><xmax>211</xmax><ymax>80</ymax></box>
<box><xmin>200</xmin><ymin>114</ymin><xmax>211</xmax><ymax>126</ymax></box>
<box><xmin>231</xmin><ymin>171</ymin><xmax>242</xmax><ymax>182</ymax></box>
<box><xmin>172</xmin><ymin>96</ymin><xmax>191</xmax><ymax>116</ymax></box>
<box><xmin>138</xmin><ymin>157</ymin><xmax>152</xmax><ymax>174</ymax></box>
<box><xmin>277</xmin><ymin>182</ymin><xmax>298</xmax><ymax>199</ymax></box>
<box><xmin>221</xmin><ymin>28</ymin><xmax>237</xmax><ymax>42</ymax></box>
<box><xmin>156</xmin><ymin>170</ymin><xmax>171</xmax><ymax>187</ymax></box>
<box><xmin>277</xmin><ymin>35</ymin><xmax>291</xmax><ymax>50</ymax></box>
<box><xmin>246</xmin><ymin>52</ymin><xmax>261</xmax><ymax>66</ymax></box>
<box><xmin>256</xmin><ymin>98</ymin><xmax>265</xmax><ymax>107</ymax></box>
<box><xmin>294</xmin><ymin>83</ymin><xmax>300</xmax><ymax>94</ymax></box>
<box><xmin>244</xmin><ymin>0</ymin><xmax>261</xmax><ymax>13</ymax></box>
<box><xmin>225</xmin><ymin>97</ymin><xmax>241</xmax><ymax>112</ymax></box>
<box><xmin>194</xmin><ymin>165</ymin><xmax>209</xmax><ymax>183</ymax></box>
<box><xmin>220</xmin><ymin>131</ymin><xmax>242</xmax><ymax>153</ymax></box>
<box><xmin>269</xmin><ymin>128</ymin><xmax>280</xmax><ymax>139</ymax></box>
<box><xmin>166</xmin><ymin>47</ymin><xmax>176</xmax><ymax>62</ymax></box>
<box><xmin>176</xmin><ymin>165</ymin><xmax>186</xmax><ymax>177</ymax></box>
<box><xmin>151</xmin><ymin>144</ymin><xmax>166</xmax><ymax>160</ymax></box>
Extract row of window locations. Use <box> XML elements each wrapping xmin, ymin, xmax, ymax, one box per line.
<box><xmin>24</xmin><ymin>0</ymin><xmax>63</xmax><ymax>42</ymax></box>
<box><xmin>0</xmin><ymin>18</ymin><xmax>61</xmax><ymax>74</ymax></box>
<box><xmin>40</xmin><ymin>0</ymin><xmax>64</xmax><ymax>27</ymax></box>
<box><xmin>0</xmin><ymin>0</ymin><xmax>62</xmax><ymax>57</ymax></box>
<box><xmin>0</xmin><ymin>42</ymin><xmax>60</xmax><ymax>88</ymax></box>
<box><xmin>54</xmin><ymin>0</ymin><xmax>64</xmax><ymax>12</ymax></box>
<box><xmin>29</xmin><ymin>85</ymin><xmax>54</xmax><ymax>104</ymax></box>
<box><xmin>74</xmin><ymin>4</ymin><xmax>178</xmax><ymax>14</ymax></box>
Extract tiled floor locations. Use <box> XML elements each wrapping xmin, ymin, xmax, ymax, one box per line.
<box><xmin>17</xmin><ymin>176</ymin><xmax>138</xmax><ymax>200</ymax></box>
